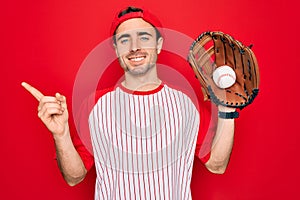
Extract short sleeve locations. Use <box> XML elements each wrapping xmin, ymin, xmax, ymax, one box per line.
<box><xmin>194</xmin><ymin>101</ymin><xmax>218</xmax><ymax>164</ymax></box>
<box><xmin>71</xmin><ymin>94</ymin><xmax>95</xmax><ymax>171</ymax></box>
<box><xmin>69</xmin><ymin>121</ymin><xmax>94</xmax><ymax>171</ymax></box>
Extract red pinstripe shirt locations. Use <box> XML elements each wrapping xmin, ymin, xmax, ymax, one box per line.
<box><xmin>72</xmin><ymin>83</ymin><xmax>214</xmax><ymax>200</ymax></box>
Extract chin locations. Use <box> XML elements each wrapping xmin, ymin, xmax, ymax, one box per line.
<box><xmin>127</xmin><ymin>63</ymin><xmax>155</xmax><ymax>76</ymax></box>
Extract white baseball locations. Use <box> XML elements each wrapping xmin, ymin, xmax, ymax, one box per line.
<box><xmin>212</xmin><ymin>65</ymin><xmax>236</xmax><ymax>89</ymax></box>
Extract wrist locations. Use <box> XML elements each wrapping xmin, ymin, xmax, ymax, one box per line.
<box><xmin>53</xmin><ymin>124</ymin><xmax>70</xmax><ymax>141</ymax></box>
<box><xmin>218</xmin><ymin>111</ymin><xmax>239</xmax><ymax>119</ymax></box>
<box><xmin>218</xmin><ymin>105</ymin><xmax>236</xmax><ymax>112</ymax></box>
<box><xmin>217</xmin><ymin>105</ymin><xmax>239</xmax><ymax>119</ymax></box>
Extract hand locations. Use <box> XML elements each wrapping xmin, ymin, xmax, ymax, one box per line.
<box><xmin>21</xmin><ymin>82</ymin><xmax>69</xmax><ymax>138</ymax></box>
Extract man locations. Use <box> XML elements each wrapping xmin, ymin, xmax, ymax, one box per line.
<box><xmin>22</xmin><ymin>6</ymin><xmax>235</xmax><ymax>200</ymax></box>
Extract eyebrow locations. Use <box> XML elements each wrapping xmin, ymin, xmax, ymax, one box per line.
<box><xmin>137</xmin><ymin>32</ymin><xmax>153</xmax><ymax>37</ymax></box>
<box><xmin>117</xmin><ymin>33</ymin><xmax>130</xmax><ymax>41</ymax></box>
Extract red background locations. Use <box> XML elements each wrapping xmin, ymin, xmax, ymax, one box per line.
<box><xmin>2</xmin><ymin>0</ymin><xmax>300</xmax><ymax>199</ymax></box>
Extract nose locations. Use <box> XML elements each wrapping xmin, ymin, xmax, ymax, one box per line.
<box><xmin>130</xmin><ymin>38</ymin><xmax>140</xmax><ymax>52</ymax></box>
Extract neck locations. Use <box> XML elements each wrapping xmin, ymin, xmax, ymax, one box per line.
<box><xmin>122</xmin><ymin>67</ymin><xmax>161</xmax><ymax>91</ymax></box>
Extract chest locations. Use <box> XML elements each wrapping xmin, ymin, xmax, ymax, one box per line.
<box><xmin>88</xmin><ymin>88</ymin><xmax>199</xmax><ymax>172</ymax></box>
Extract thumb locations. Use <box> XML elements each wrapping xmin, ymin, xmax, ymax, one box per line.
<box><xmin>55</xmin><ymin>93</ymin><xmax>67</xmax><ymax>109</ymax></box>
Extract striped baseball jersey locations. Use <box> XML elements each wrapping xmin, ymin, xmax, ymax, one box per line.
<box><xmin>73</xmin><ymin>83</ymin><xmax>214</xmax><ymax>200</ymax></box>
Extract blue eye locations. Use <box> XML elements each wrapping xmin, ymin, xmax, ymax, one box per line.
<box><xmin>120</xmin><ymin>38</ymin><xmax>129</xmax><ymax>44</ymax></box>
<box><xmin>140</xmin><ymin>36</ymin><xmax>150</xmax><ymax>41</ymax></box>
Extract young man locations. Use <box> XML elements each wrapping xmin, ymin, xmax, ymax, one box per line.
<box><xmin>22</xmin><ymin>6</ymin><xmax>235</xmax><ymax>200</ymax></box>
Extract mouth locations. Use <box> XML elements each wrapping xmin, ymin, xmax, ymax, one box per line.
<box><xmin>128</xmin><ymin>56</ymin><xmax>146</xmax><ymax>62</ymax></box>
<box><xmin>126</xmin><ymin>53</ymin><xmax>148</xmax><ymax>66</ymax></box>
<box><xmin>128</xmin><ymin>54</ymin><xmax>146</xmax><ymax>61</ymax></box>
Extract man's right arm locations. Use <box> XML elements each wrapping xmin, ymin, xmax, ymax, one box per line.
<box><xmin>54</xmin><ymin>125</ymin><xmax>87</xmax><ymax>186</ymax></box>
<box><xmin>21</xmin><ymin>82</ymin><xmax>87</xmax><ymax>186</ymax></box>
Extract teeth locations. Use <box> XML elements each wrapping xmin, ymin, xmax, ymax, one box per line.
<box><xmin>130</xmin><ymin>57</ymin><xmax>144</xmax><ymax>62</ymax></box>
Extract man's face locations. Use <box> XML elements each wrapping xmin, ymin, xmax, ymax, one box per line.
<box><xmin>114</xmin><ymin>18</ymin><xmax>163</xmax><ymax>76</ymax></box>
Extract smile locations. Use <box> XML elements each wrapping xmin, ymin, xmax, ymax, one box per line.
<box><xmin>128</xmin><ymin>55</ymin><xmax>146</xmax><ymax>62</ymax></box>
<box><xmin>128</xmin><ymin>56</ymin><xmax>146</xmax><ymax>62</ymax></box>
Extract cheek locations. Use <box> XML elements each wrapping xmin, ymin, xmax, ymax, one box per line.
<box><xmin>148</xmin><ymin>50</ymin><xmax>158</xmax><ymax>62</ymax></box>
<box><xmin>117</xmin><ymin>56</ymin><xmax>127</xmax><ymax>69</ymax></box>
<box><xmin>140</xmin><ymin>40</ymin><xmax>157</xmax><ymax>49</ymax></box>
<box><xmin>116</xmin><ymin>47</ymin><xmax>129</xmax><ymax>57</ymax></box>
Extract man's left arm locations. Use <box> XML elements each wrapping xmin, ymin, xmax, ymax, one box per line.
<box><xmin>204</xmin><ymin>105</ymin><xmax>236</xmax><ymax>174</ymax></box>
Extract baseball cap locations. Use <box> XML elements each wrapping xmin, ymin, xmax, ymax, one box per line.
<box><xmin>110</xmin><ymin>6</ymin><xmax>163</xmax><ymax>38</ymax></box>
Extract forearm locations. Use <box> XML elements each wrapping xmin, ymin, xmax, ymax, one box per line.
<box><xmin>205</xmin><ymin>106</ymin><xmax>235</xmax><ymax>174</ymax></box>
<box><xmin>54</xmin><ymin>124</ymin><xmax>87</xmax><ymax>186</ymax></box>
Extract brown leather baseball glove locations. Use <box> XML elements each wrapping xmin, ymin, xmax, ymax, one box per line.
<box><xmin>188</xmin><ymin>31</ymin><xmax>260</xmax><ymax>109</ymax></box>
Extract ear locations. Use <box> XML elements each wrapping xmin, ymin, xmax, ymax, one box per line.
<box><xmin>156</xmin><ymin>37</ymin><xmax>163</xmax><ymax>54</ymax></box>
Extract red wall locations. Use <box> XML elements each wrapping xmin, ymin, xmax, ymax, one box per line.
<box><xmin>2</xmin><ymin>0</ymin><xmax>299</xmax><ymax>199</ymax></box>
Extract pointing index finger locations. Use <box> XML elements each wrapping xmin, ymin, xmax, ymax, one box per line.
<box><xmin>21</xmin><ymin>82</ymin><xmax>44</xmax><ymax>101</ymax></box>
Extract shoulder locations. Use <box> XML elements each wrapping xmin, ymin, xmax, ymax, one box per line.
<box><xmin>77</xmin><ymin>87</ymin><xmax>116</xmax><ymax>117</ymax></box>
<box><xmin>163</xmin><ymin>83</ymin><xmax>199</xmax><ymax>109</ymax></box>
<box><xmin>94</xmin><ymin>87</ymin><xmax>116</xmax><ymax>102</ymax></box>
